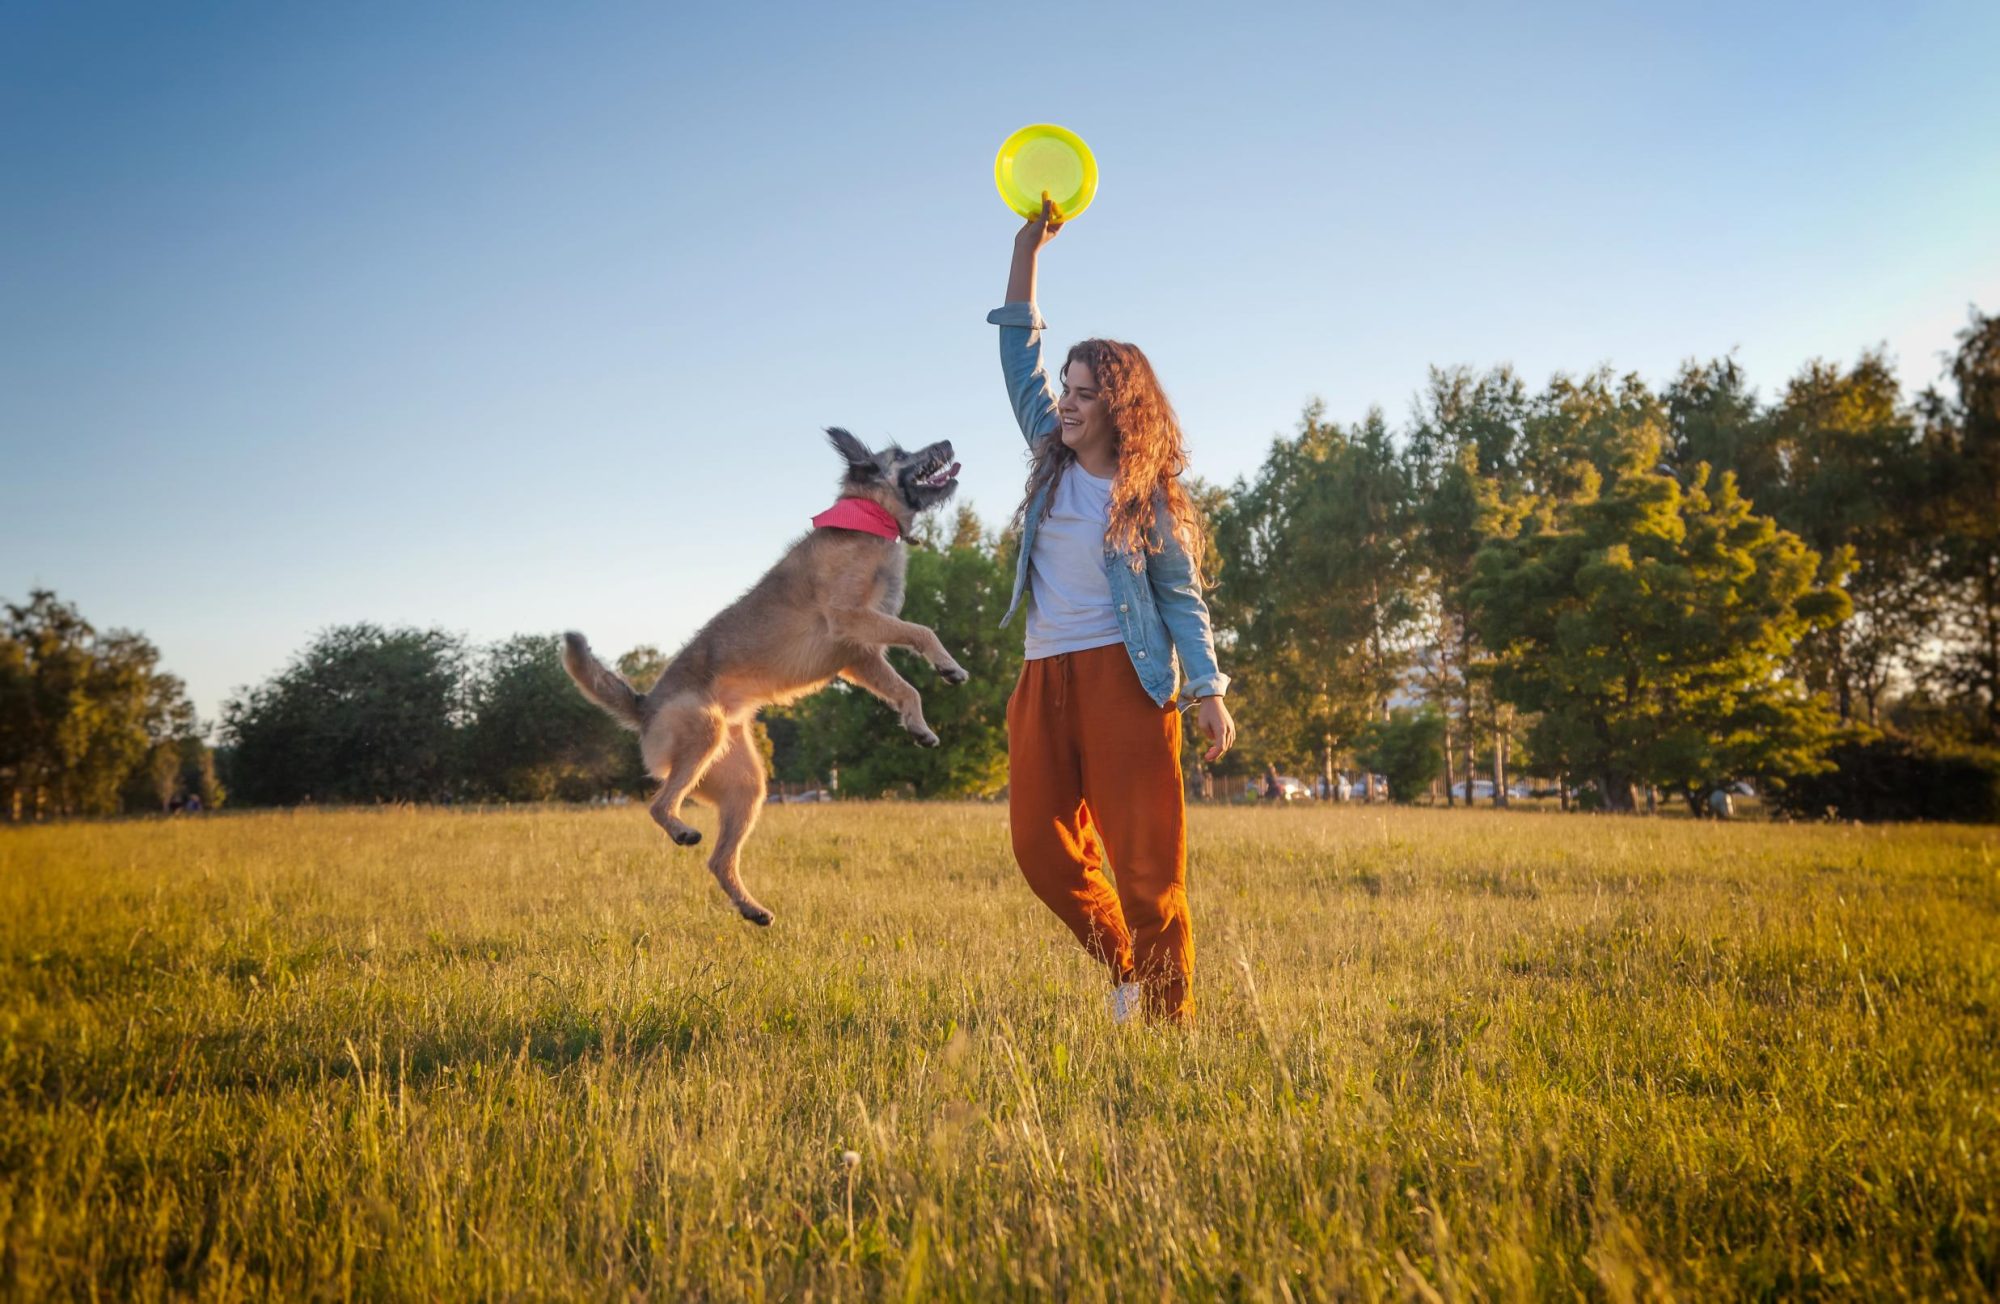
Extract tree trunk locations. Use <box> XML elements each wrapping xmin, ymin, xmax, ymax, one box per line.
<box><xmin>1492</xmin><ymin>724</ymin><xmax>1508</xmax><ymax>808</ymax></box>
<box><xmin>1832</xmin><ymin>637</ymin><xmax>1853</xmax><ymax>723</ymax></box>
<box><xmin>1559</xmin><ymin>771</ymin><xmax>1570</xmax><ymax>813</ymax></box>
<box><xmin>1365</xmin><ymin>699</ymin><xmax>1386</xmax><ymax>802</ymax></box>
<box><xmin>1459</xmin><ymin>621</ymin><xmax>1476</xmax><ymax>809</ymax></box>
<box><xmin>1986</xmin><ymin>553</ymin><xmax>2000</xmax><ymax>739</ymax></box>
<box><xmin>1442</xmin><ymin>718</ymin><xmax>1457</xmax><ymax>808</ymax></box>
<box><xmin>1598</xmin><ymin>770</ymin><xmax>1638</xmax><ymax>813</ymax></box>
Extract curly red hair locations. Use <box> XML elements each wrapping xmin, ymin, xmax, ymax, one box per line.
<box><xmin>1013</xmin><ymin>338</ymin><xmax>1207</xmax><ymax>583</ymax></box>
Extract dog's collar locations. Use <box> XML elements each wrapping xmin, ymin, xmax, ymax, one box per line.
<box><xmin>811</xmin><ymin>498</ymin><xmax>903</xmax><ymax>541</ymax></box>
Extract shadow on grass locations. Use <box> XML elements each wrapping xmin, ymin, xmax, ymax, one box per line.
<box><xmin>2</xmin><ymin>977</ymin><xmax>729</xmax><ymax>1106</ymax></box>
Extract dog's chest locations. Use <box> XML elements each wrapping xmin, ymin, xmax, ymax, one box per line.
<box><xmin>873</xmin><ymin>551</ymin><xmax>908</xmax><ymax>616</ymax></box>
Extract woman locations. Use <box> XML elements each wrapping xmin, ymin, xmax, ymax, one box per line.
<box><xmin>986</xmin><ymin>199</ymin><xmax>1237</xmax><ymax>1025</ymax></box>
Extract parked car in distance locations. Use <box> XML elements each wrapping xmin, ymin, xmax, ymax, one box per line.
<box><xmin>1458</xmin><ymin>779</ymin><xmax>1537</xmax><ymax>801</ymax></box>
<box><xmin>1326</xmin><ymin>773</ymin><xmax>1390</xmax><ymax>800</ymax></box>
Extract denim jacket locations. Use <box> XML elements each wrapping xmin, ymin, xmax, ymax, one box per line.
<box><xmin>986</xmin><ymin>301</ymin><xmax>1231</xmax><ymax>709</ymax></box>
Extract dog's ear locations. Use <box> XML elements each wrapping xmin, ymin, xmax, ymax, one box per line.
<box><xmin>825</xmin><ymin>427</ymin><xmax>876</xmax><ymax>473</ymax></box>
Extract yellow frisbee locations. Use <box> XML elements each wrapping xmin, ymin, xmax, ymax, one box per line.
<box><xmin>994</xmin><ymin>123</ymin><xmax>1098</xmax><ymax>221</ymax></box>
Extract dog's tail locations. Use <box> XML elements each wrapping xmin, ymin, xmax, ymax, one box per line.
<box><xmin>561</xmin><ymin>632</ymin><xmax>644</xmax><ymax>729</ymax></box>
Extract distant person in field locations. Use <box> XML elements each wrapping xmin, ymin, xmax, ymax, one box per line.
<box><xmin>988</xmin><ymin>197</ymin><xmax>1236</xmax><ymax>1027</ymax></box>
<box><xmin>1263</xmin><ymin>763</ymin><xmax>1281</xmax><ymax>801</ymax></box>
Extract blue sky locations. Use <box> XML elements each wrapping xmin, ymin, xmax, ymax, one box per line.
<box><xmin>5</xmin><ymin>2</ymin><xmax>1998</xmax><ymax>724</ymax></box>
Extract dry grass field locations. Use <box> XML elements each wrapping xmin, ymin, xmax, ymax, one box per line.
<box><xmin>1</xmin><ymin>803</ymin><xmax>1995</xmax><ymax>1300</ymax></box>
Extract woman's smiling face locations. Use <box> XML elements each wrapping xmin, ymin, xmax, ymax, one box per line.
<box><xmin>1058</xmin><ymin>361</ymin><xmax>1116</xmax><ymax>463</ymax></box>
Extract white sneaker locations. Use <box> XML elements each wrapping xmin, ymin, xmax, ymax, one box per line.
<box><xmin>1109</xmin><ymin>981</ymin><xmax>1143</xmax><ymax>1025</ymax></box>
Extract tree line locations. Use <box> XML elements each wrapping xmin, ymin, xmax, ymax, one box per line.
<box><xmin>1214</xmin><ymin>307</ymin><xmax>1999</xmax><ymax>817</ymax></box>
<box><xmin>0</xmin><ymin>507</ymin><xmax>1024</xmax><ymax>816</ymax></box>
<box><xmin>1</xmin><ymin>592</ymin><xmax>222</xmax><ymax>820</ymax></box>
<box><xmin>4</xmin><ymin>309</ymin><xmax>1995</xmax><ymax>821</ymax></box>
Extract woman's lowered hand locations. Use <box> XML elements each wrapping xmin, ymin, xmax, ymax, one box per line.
<box><xmin>1196</xmin><ymin>696</ymin><xmax>1236</xmax><ymax>763</ymax></box>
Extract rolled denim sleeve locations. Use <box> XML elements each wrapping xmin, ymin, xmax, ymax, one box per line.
<box><xmin>1146</xmin><ymin>518</ymin><xmax>1231</xmax><ymax>703</ymax></box>
<box><xmin>985</xmin><ymin>301</ymin><xmax>1060</xmax><ymax>445</ymax></box>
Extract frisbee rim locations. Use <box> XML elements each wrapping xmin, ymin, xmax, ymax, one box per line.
<box><xmin>994</xmin><ymin>123</ymin><xmax>1099</xmax><ymax>221</ymax></box>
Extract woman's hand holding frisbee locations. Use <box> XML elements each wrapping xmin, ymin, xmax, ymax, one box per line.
<box><xmin>1016</xmin><ymin>195</ymin><xmax>1063</xmax><ymax>253</ymax></box>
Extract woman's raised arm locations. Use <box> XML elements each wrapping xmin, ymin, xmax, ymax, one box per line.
<box><xmin>1005</xmin><ymin>195</ymin><xmax>1063</xmax><ymax>304</ymax></box>
<box><xmin>987</xmin><ymin>196</ymin><xmax>1066</xmax><ymax>445</ymax></box>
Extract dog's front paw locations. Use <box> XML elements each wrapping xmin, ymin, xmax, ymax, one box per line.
<box><xmin>940</xmin><ymin>664</ymin><xmax>969</xmax><ymax>686</ymax></box>
<box><xmin>911</xmin><ymin>727</ymin><xmax>941</xmax><ymax>748</ymax></box>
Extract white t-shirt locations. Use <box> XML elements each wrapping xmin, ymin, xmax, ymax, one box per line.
<box><xmin>1023</xmin><ymin>464</ymin><xmax>1126</xmax><ymax>660</ymax></box>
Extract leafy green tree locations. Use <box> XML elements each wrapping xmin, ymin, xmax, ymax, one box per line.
<box><xmin>617</xmin><ymin>645</ymin><xmax>669</xmax><ymax>692</ymax></box>
<box><xmin>773</xmin><ymin>506</ymin><xmax>1020</xmax><ymax>797</ymax></box>
<box><xmin>1922</xmin><ymin>307</ymin><xmax>2000</xmax><ymax>742</ymax></box>
<box><xmin>1416</xmin><ymin>369</ymin><xmax>1698</xmax><ymax>806</ymax></box>
<box><xmin>222</xmin><ymin>625</ymin><xmax>466</xmax><ymax>805</ymax></box>
<box><xmin>1669</xmin><ymin>352</ymin><xmax>1943</xmax><ymax>731</ymax></box>
<box><xmin>119</xmin><ymin>727</ymin><xmax>225</xmax><ymax>814</ymax></box>
<box><xmin>1210</xmin><ymin>404</ymin><xmax>1417</xmax><ymax>786</ymax></box>
<box><xmin>1762</xmin><ymin>354</ymin><xmax>1932</xmax><ymax>725</ymax></box>
<box><xmin>1405</xmin><ymin>368</ymin><xmax>1534</xmax><ymax>804</ymax></box>
<box><xmin>125</xmin><ymin>739</ymin><xmax>185</xmax><ymax>813</ymax></box>
<box><xmin>1</xmin><ymin>590</ymin><xmax>193</xmax><ymax>819</ymax></box>
<box><xmin>1472</xmin><ymin>458</ymin><xmax>1847</xmax><ymax>813</ymax></box>
<box><xmin>178</xmin><ymin>735</ymin><xmax>225</xmax><ymax>809</ymax></box>
<box><xmin>1665</xmin><ymin>357</ymin><xmax>1777</xmax><ymax>497</ymax></box>
<box><xmin>462</xmin><ymin>633</ymin><xmax>638</xmax><ymax>801</ymax></box>
<box><xmin>1356</xmin><ymin>706</ymin><xmax>1446</xmax><ymax>803</ymax></box>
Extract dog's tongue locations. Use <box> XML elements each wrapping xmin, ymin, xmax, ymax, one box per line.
<box><xmin>946</xmin><ymin>461</ymin><xmax>961</xmax><ymax>478</ymax></box>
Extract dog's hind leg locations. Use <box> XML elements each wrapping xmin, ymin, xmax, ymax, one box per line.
<box><xmin>694</xmin><ymin>721</ymin><xmax>774</xmax><ymax>926</ymax></box>
<box><xmin>643</xmin><ymin>697</ymin><xmax>727</xmax><ymax>846</ymax></box>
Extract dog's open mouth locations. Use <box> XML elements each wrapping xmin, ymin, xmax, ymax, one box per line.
<box><xmin>916</xmin><ymin>458</ymin><xmax>961</xmax><ymax>489</ymax></box>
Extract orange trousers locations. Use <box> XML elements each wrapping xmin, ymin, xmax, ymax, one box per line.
<box><xmin>1006</xmin><ymin>642</ymin><xmax>1192</xmax><ymax>1022</ymax></box>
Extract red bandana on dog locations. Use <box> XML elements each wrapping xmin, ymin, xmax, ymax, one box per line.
<box><xmin>811</xmin><ymin>498</ymin><xmax>903</xmax><ymax>540</ymax></box>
